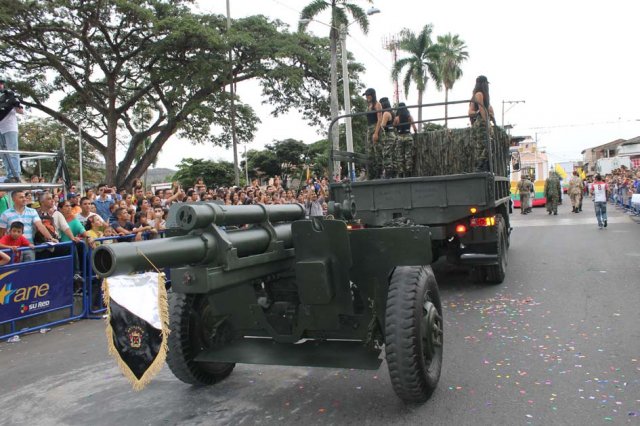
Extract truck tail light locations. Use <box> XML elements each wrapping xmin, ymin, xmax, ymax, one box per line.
<box><xmin>470</xmin><ymin>216</ymin><xmax>496</xmax><ymax>227</ymax></box>
<box><xmin>455</xmin><ymin>224</ymin><xmax>467</xmax><ymax>235</ymax></box>
<box><xmin>347</xmin><ymin>223</ymin><xmax>365</xmax><ymax>230</ymax></box>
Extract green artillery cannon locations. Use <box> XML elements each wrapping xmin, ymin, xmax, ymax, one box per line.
<box><xmin>93</xmin><ymin>201</ymin><xmax>443</xmax><ymax>402</ymax></box>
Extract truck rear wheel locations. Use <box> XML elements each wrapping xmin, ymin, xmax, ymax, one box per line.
<box><xmin>470</xmin><ymin>218</ymin><xmax>507</xmax><ymax>284</ymax></box>
<box><xmin>167</xmin><ymin>293</ymin><xmax>235</xmax><ymax>385</ymax></box>
<box><xmin>485</xmin><ymin>219</ymin><xmax>507</xmax><ymax>284</ymax></box>
<box><xmin>385</xmin><ymin>266</ymin><xmax>443</xmax><ymax>402</ymax></box>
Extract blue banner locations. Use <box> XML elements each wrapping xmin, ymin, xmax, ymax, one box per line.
<box><xmin>0</xmin><ymin>256</ymin><xmax>73</xmax><ymax>323</ymax></box>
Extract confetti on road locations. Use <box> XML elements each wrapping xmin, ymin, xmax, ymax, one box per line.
<box><xmin>443</xmin><ymin>289</ymin><xmax>637</xmax><ymax>422</ymax></box>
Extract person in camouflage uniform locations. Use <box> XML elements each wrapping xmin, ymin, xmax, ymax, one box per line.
<box><xmin>468</xmin><ymin>75</ymin><xmax>496</xmax><ymax>172</ymax></box>
<box><xmin>517</xmin><ymin>175</ymin><xmax>533</xmax><ymax>214</ymax></box>
<box><xmin>379</xmin><ymin>97</ymin><xmax>397</xmax><ymax>178</ymax></box>
<box><xmin>568</xmin><ymin>171</ymin><xmax>583</xmax><ymax>213</ymax></box>
<box><xmin>363</xmin><ymin>88</ymin><xmax>382</xmax><ymax>179</ymax></box>
<box><xmin>544</xmin><ymin>171</ymin><xmax>562</xmax><ymax>215</ymax></box>
<box><xmin>393</xmin><ymin>102</ymin><xmax>418</xmax><ymax>177</ymax></box>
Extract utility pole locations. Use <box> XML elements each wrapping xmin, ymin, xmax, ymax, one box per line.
<box><xmin>78</xmin><ymin>124</ymin><xmax>84</xmax><ymax>196</ymax></box>
<box><xmin>382</xmin><ymin>34</ymin><xmax>400</xmax><ymax>105</ymax></box>
<box><xmin>340</xmin><ymin>24</ymin><xmax>355</xmax><ymax>182</ymax></box>
<box><xmin>501</xmin><ymin>99</ymin><xmax>525</xmax><ymax>128</ymax></box>
<box><xmin>227</xmin><ymin>0</ymin><xmax>239</xmax><ymax>186</ymax></box>
<box><xmin>244</xmin><ymin>145</ymin><xmax>249</xmax><ymax>185</ymax></box>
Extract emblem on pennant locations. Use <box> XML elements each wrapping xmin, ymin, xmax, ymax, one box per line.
<box><xmin>103</xmin><ymin>272</ymin><xmax>170</xmax><ymax>391</ymax></box>
<box><xmin>126</xmin><ymin>326</ymin><xmax>144</xmax><ymax>349</ymax></box>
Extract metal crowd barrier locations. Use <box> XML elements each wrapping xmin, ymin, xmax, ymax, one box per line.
<box><xmin>0</xmin><ymin>241</ymin><xmax>82</xmax><ymax>340</ymax></box>
<box><xmin>1</xmin><ymin>232</ymin><xmax>168</xmax><ymax>340</ymax></box>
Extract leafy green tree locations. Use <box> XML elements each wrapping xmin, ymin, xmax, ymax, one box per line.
<box><xmin>299</xmin><ymin>0</ymin><xmax>372</xmax><ymax>171</ymax></box>
<box><xmin>274</xmin><ymin>139</ymin><xmax>307</xmax><ymax>166</ymax></box>
<box><xmin>172</xmin><ymin>158</ymin><xmax>236</xmax><ymax>188</ymax></box>
<box><xmin>392</xmin><ymin>24</ymin><xmax>441</xmax><ymax>131</ymax></box>
<box><xmin>19</xmin><ymin>117</ymin><xmax>103</xmax><ymax>186</ymax></box>
<box><xmin>246</xmin><ymin>149</ymin><xmax>280</xmax><ymax>180</ymax></box>
<box><xmin>0</xmin><ymin>1</ymin><xmax>337</xmax><ymax>189</ymax></box>
<box><xmin>436</xmin><ymin>33</ymin><xmax>468</xmax><ymax>127</ymax></box>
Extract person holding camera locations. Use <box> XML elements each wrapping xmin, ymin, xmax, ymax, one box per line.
<box><xmin>94</xmin><ymin>183</ymin><xmax>115</xmax><ymax>221</ymax></box>
<box><xmin>0</xmin><ymin>78</ymin><xmax>24</xmax><ymax>182</ymax></box>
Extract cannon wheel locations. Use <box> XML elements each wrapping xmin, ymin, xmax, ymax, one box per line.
<box><xmin>166</xmin><ymin>293</ymin><xmax>235</xmax><ymax>385</ymax></box>
<box><xmin>385</xmin><ymin>265</ymin><xmax>443</xmax><ymax>403</ymax></box>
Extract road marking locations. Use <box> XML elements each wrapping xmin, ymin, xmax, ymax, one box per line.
<box><xmin>510</xmin><ymin>216</ymin><xmax>630</xmax><ymax>228</ymax></box>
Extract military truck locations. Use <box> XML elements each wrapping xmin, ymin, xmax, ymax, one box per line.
<box><xmin>93</xmin><ymin>202</ymin><xmax>444</xmax><ymax>403</ymax></box>
<box><xmin>329</xmin><ymin>100</ymin><xmax>512</xmax><ymax>283</ymax></box>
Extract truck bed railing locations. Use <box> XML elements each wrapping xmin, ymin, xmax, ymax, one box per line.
<box><xmin>328</xmin><ymin>99</ymin><xmax>500</xmax><ymax>179</ymax></box>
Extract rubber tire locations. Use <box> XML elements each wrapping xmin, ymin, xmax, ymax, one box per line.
<box><xmin>485</xmin><ymin>219</ymin><xmax>507</xmax><ymax>284</ymax></box>
<box><xmin>166</xmin><ymin>293</ymin><xmax>235</xmax><ymax>385</ymax></box>
<box><xmin>385</xmin><ymin>266</ymin><xmax>443</xmax><ymax>403</ymax></box>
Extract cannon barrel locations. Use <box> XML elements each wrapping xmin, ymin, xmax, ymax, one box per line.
<box><xmin>177</xmin><ymin>203</ymin><xmax>305</xmax><ymax>231</ymax></box>
<box><xmin>92</xmin><ymin>223</ymin><xmax>294</xmax><ymax>277</ymax></box>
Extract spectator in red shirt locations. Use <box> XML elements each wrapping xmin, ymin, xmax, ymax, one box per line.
<box><xmin>0</xmin><ymin>221</ymin><xmax>35</xmax><ymax>263</ymax></box>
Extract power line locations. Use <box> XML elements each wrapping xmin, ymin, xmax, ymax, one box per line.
<box><xmin>521</xmin><ymin>118</ymin><xmax>639</xmax><ymax>131</ymax></box>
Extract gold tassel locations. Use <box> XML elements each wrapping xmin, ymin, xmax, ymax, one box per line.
<box><xmin>103</xmin><ymin>273</ymin><xmax>170</xmax><ymax>391</ymax></box>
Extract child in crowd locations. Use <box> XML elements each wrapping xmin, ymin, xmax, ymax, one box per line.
<box><xmin>0</xmin><ymin>221</ymin><xmax>35</xmax><ymax>263</ymax></box>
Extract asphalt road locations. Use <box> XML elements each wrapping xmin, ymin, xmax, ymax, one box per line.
<box><xmin>1</xmin><ymin>198</ymin><xmax>639</xmax><ymax>426</ymax></box>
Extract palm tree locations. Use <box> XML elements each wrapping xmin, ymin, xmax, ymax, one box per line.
<box><xmin>436</xmin><ymin>33</ymin><xmax>468</xmax><ymax>128</ymax></box>
<box><xmin>392</xmin><ymin>25</ymin><xmax>440</xmax><ymax>131</ymax></box>
<box><xmin>299</xmin><ymin>0</ymin><xmax>372</xmax><ymax>176</ymax></box>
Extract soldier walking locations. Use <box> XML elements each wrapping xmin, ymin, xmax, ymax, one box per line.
<box><xmin>568</xmin><ymin>171</ymin><xmax>583</xmax><ymax>213</ymax></box>
<box><xmin>544</xmin><ymin>171</ymin><xmax>561</xmax><ymax>215</ymax></box>
<box><xmin>517</xmin><ymin>175</ymin><xmax>533</xmax><ymax>214</ymax></box>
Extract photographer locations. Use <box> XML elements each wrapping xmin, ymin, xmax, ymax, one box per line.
<box><xmin>0</xmin><ymin>78</ymin><xmax>24</xmax><ymax>182</ymax></box>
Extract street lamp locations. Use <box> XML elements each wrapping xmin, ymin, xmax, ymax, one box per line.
<box><xmin>299</xmin><ymin>7</ymin><xmax>381</xmax><ymax>181</ymax></box>
<box><xmin>501</xmin><ymin>99</ymin><xmax>525</xmax><ymax>128</ymax></box>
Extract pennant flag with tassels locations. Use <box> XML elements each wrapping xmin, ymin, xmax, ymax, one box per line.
<box><xmin>103</xmin><ymin>272</ymin><xmax>169</xmax><ymax>391</ymax></box>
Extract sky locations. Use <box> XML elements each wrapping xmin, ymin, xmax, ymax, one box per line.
<box><xmin>153</xmin><ymin>0</ymin><xmax>640</xmax><ymax>169</ymax></box>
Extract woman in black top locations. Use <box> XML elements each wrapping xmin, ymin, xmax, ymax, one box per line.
<box><xmin>378</xmin><ymin>97</ymin><xmax>397</xmax><ymax>178</ymax></box>
<box><xmin>363</xmin><ymin>88</ymin><xmax>382</xmax><ymax>178</ymax></box>
<box><xmin>468</xmin><ymin>75</ymin><xmax>496</xmax><ymax>172</ymax></box>
<box><xmin>394</xmin><ymin>102</ymin><xmax>418</xmax><ymax>177</ymax></box>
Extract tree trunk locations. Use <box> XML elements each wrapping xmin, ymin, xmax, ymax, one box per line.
<box><xmin>105</xmin><ymin>79</ymin><xmax>118</xmax><ymax>186</ymax></box>
<box><xmin>444</xmin><ymin>89</ymin><xmax>449</xmax><ymax>129</ymax></box>
<box><xmin>417</xmin><ymin>90</ymin><xmax>423</xmax><ymax>132</ymax></box>
<box><xmin>329</xmin><ymin>28</ymin><xmax>340</xmax><ymax>180</ymax></box>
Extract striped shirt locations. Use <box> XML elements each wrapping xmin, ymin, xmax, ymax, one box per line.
<box><xmin>0</xmin><ymin>206</ymin><xmax>42</xmax><ymax>243</ymax></box>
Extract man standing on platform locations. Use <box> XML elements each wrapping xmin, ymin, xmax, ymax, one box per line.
<box><xmin>0</xmin><ymin>78</ymin><xmax>24</xmax><ymax>182</ymax></box>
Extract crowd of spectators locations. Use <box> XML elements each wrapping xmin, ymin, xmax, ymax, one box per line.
<box><xmin>603</xmin><ymin>166</ymin><xmax>640</xmax><ymax>214</ymax></box>
<box><xmin>0</xmin><ymin>174</ymin><xmax>333</xmax><ymax>265</ymax></box>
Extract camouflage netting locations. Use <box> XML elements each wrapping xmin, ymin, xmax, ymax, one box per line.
<box><xmin>412</xmin><ymin>126</ymin><xmax>510</xmax><ymax>177</ymax></box>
